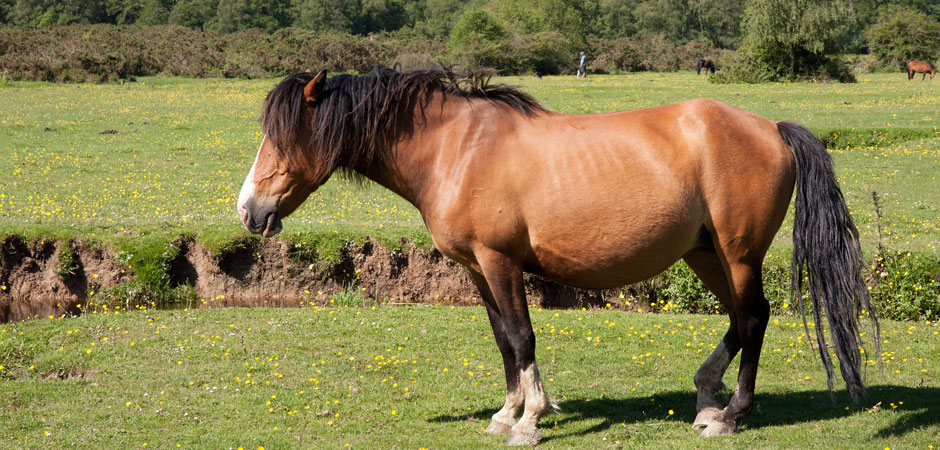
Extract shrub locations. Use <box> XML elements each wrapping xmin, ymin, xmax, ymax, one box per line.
<box><xmin>590</xmin><ymin>36</ymin><xmax>644</xmax><ymax>73</ymax></box>
<box><xmin>711</xmin><ymin>49</ymin><xmax>856</xmax><ymax>83</ymax></box>
<box><xmin>447</xmin><ymin>9</ymin><xmax>508</xmax><ymax>71</ymax></box>
<box><xmin>708</xmin><ymin>51</ymin><xmax>778</xmax><ymax>83</ymax></box>
<box><xmin>657</xmin><ymin>262</ymin><xmax>719</xmax><ymax>313</ymax></box>
<box><xmin>0</xmin><ymin>25</ymin><xmax>445</xmax><ymax>81</ymax></box>
<box><xmin>55</xmin><ymin>242</ymin><xmax>79</xmax><ymax>279</ymax></box>
<box><xmin>502</xmin><ymin>30</ymin><xmax>572</xmax><ymax>75</ymax></box>
<box><xmin>843</xmin><ymin>54</ymin><xmax>885</xmax><ymax>74</ymax></box>
<box><xmin>591</xmin><ymin>36</ymin><xmax>727</xmax><ymax>74</ymax></box>
<box><xmin>713</xmin><ymin>0</ymin><xmax>857</xmax><ymax>83</ymax></box>
<box><xmin>869</xmin><ymin>251</ymin><xmax>940</xmax><ymax>321</ymax></box>
<box><xmin>865</xmin><ymin>5</ymin><xmax>940</xmax><ymax>70</ymax></box>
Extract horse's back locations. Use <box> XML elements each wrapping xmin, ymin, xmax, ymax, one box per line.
<box><xmin>908</xmin><ymin>60</ymin><xmax>936</xmax><ymax>72</ymax></box>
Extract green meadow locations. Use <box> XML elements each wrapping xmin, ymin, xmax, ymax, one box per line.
<box><xmin>0</xmin><ymin>304</ymin><xmax>937</xmax><ymax>448</ymax></box>
<box><xmin>1</xmin><ymin>73</ymin><xmax>939</xmax><ymax>448</ymax></box>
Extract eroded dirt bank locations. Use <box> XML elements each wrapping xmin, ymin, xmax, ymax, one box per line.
<box><xmin>1</xmin><ymin>236</ymin><xmax>633</xmax><ymax>322</ymax></box>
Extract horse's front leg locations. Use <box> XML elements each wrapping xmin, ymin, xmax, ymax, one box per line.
<box><xmin>473</xmin><ymin>250</ymin><xmax>555</xmax><ymax>446</ymax></box>
<box><xmin>470</xmin><ymin>271</ymin><xmax>523</xmax><ymax>435</ymax></box>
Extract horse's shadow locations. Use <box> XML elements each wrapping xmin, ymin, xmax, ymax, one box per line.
<box><xmin>430</xmin><ymin>385</ymin><xmax>938</xmax><ymax>441</ymax></box>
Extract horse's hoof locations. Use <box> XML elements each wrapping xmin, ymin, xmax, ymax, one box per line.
<box><xmin>485</xmin><ymin>420</ymin><xmax>513</xmax><ymax>435</ymax></box>
<box><xmin>505</xmin><ymin>428</ymin><xmax>541</xmax><ymax>446</ymax></box>
<box><xmin>699</xmin><ymin>419</ymin><xmax>735</xmax><ymax>437</ymax></box>
<box><xmin>692</xmin><ymin>407</ymin><xmax>723</xmax><ymax>429</ymax></box>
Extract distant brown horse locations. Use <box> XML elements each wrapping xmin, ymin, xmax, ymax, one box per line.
<box><xmin>908</xmin><ymin>60</ymin><xmax>935</xmax><ymax>80</ymax></box>
<box><xmin>237</xmin><ymin>68</ymin><xmax>878</xmax><ymax>445</ymax></box>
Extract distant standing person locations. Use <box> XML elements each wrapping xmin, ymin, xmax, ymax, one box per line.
<box><xmin>577</xmin><ymin>51</ymin><xmax>587</xmax><ymax>78</ymax></box>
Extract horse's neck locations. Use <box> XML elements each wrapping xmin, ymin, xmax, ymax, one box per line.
<box><xmin>357</xmin><ymin>97</ymin><xmax>459</xmax><ymax>210</ymax></box>
<box><xmin>361</xmin><ymin>97</ymin><xmax>521</xmax><ymax>212</ymax></box>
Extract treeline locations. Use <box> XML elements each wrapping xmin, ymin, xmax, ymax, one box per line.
<box><xmin>1</xmin><ymin>0</ymin><xmax>939</xmax><ymax>82</ymax></box>
<box><xmin>0</xmin><ymin>25</ymin><xmax>730</xmax><ymax>81</ymax></box>
<box><xmin>1</xmin><ymin>0</ymin><xmax>938</xmax><ymax>51</ymax></box>
<box><xmin>0</xmin><ymin>26</ymin><xmax>449</xmax><ymax>81</ymax></box>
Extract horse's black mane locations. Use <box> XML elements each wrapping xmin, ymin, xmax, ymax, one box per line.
<box><xmin>260</xmin><ymin>66</ymin><xmax>547</xmax><ymax>181</ymax></box>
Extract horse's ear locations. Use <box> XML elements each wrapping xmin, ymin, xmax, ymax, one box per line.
<box><xmin>303</xmin><ymin>69</ymin><xmax>327</xmax><ymax>105</ymax></box>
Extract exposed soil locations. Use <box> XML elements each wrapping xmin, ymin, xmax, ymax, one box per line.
<box><xmin>0</xmin><ymin>237</ymin><xmax>127</xmax><ymax>322</ymax></box>
<box><xmin>1</xmin><ymin>236</ymin><xmax>637</xmax><ymax>323</ymax></box>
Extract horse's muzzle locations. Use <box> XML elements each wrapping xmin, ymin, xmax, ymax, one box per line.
<box><xmin>239</xmin><ymin>199</ymin><xmax>282</xmax><ymax>237</ymax></box>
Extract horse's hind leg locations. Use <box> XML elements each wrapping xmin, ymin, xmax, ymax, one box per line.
<box><xmin>683</xmin><ymin>249</ymin><xmax>741</xmax><ymax>429</ymax></box>
<box><xmin>702</xmin><ymin>255</ymin><xmax>770</xmax><ymax>437</ymax></box>
<box><xmin>470</xmin><ymin>270</ymin><xmax>523</xmax><ymax>435</ymax></box>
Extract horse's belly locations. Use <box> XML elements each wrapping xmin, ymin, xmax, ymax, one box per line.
<box><xmin>524</xmin><ymin>217</ymin><xmax>702</xmax><ymax>289</ymax></box>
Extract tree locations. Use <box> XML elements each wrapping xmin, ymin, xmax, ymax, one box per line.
<box><xmin>595</xmin><ymin>0</ymin><xmax>640</xmax><ymax>38</ymax></box>
<box><xmin>687</xmin><ymin>0</ymin><xmax>742</xmax><ymax>47</ymax></box>
<box><xmin>0</xmin><ymin>0</ymin><xmax>14</xmax><ymax>23</ymax></box>
<box><xmin>633</xmin><ymin>0</ymin><xmax>690</xmax><ymax>42</ymax></box>
<box><xmin>10</xmin><ymin>0</ymin><xmax>110</xmax><ymax>26</ymax></box>
<box><xmin>168</xmin><ymin>0</ymin><xmax>219</xmax><ymax>29</ymax></box>
<box><xmin>448</xmin><ymin>8</ymin><xmax>506</xmax><ymax>68</ymax></box>
<box><xmin>292</xmin><ymin>0</ymin><xmax>357</xmax><ymax>32</ymax></box>
<box><xmin>865</xmin><ymin>5</ymin><xmax>940</xmax><ymax>69</ymax></box>
<box><xmin>741</xmin><ymin>0</ymin><xmax>856</xmax><ymax>79</ymax></box>
<box><xmin>136</xmin><ymin>0</ymin><xmax>170</xmax><ymax>24</ymax></box>
<box><xmin>485</xmin><ymin>0</ymin><xmax>589</xmax><ymax>50</ymax></box>
<box><xmin>215</xmin><ymin>0</ymin><xmax>291</xmax><ymax>33</ymax></box>
<box><xmin>412</xmin><ymin>0</ymin><xmax>466</xmax><ymax>36</ymax></box>
<box><xmin>356</xmin><ymin>0</ymin><xmax>407</xmax><ymax>34</ymax></box>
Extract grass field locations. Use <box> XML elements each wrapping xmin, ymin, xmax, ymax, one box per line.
<box><xmin>1</xmin><ymin>74</ymin><xmax>939</xmax><ymax>447</ymax></box>
<box><xmin>0</xmin><ymin>304</ymin><xmax>937</xmax><ymax>448</ymax></box>
<box><xmin>1</xmin><ymin>72</ymin><xmax>938</xmax><ymax>254</ymax></box>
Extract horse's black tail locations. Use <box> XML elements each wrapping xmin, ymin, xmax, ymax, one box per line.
<box><xmin>778</xmin><ymin>121</ymin><xmax>881</xmax><ymax>401</ymax></box>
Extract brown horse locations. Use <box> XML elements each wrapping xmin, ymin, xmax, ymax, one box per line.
<box><xmin>908</xmin><ymin>60</ymin><xmax>935</xmax><ymax>80</ymax></box>
<box><xmin>236</xmin><ymin>68</ymin><xmax>878</xmax><ymax>444</ymax></box>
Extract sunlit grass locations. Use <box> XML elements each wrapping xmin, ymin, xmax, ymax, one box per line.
<box><xmin>0</xmin><ymin>304</ymin><xmax>936</xmax><ymax>448</ymax></box>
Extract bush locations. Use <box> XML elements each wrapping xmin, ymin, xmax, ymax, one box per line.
<box><xmin>632</xmin><ymin>33</ymin><xmax>682</xmax><ymax>72</ymax></box>
<box><xmin>590</xmin><ymin>37</ymin><xmax>641</xmax><ymax>73</ymax></box>
<box><xmin>0</xmin><ymin>25</ymin><xmax>148</xmax><ymax>82</ymax></box>
<box><xmin>865</xmin><ymin>5</ymin><xmax>940</xmax><ymax>70</ymax></box>
<box><xmin>446</xmin><ymin>9</ymin><xmax>574</xmax><ymax>75</ymax></box>
<box><xmin>869</xmin><ymin>251</ymin><xmax>940</xmax><ymax>321</ymax></box>
<box><xmin>843</xmin><ymin>54</ymin><xmax>886</xmax><ymax>74</ymax></box>
<box><xmin>711</xmin><ymin>49</ymin><xmax>856</xmax><ymax>83</ymax></box>
<box><xmin>590</xmin><ymin>36</ymin><xmax>725</xmax><ymax>74</ymax></box>
<box><xmin>0</xmin><ymin>25</ymin><xmax>446</xmax><ymax>81</ymax></box>
<box><xmin>447</xmin><ymin>9</ymin><xmax>506</xmax><ymax>70</ymax></box>
<box><xmin>709</xmin><ymin>51</ymin><xmax>778</xmax><ymax>83</ymax></box>
<box><xmin>717</xmin><ymin>0</ymin><xmax>857</xmax><ymax>83</ymax></box>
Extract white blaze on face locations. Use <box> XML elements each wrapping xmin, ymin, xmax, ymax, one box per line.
<box><xmin>236</xmin><ymin>135</ymin><xmax>266</xmax><ymax>227</ymax></box>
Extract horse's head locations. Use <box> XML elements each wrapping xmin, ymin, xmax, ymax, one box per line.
<box><xmin>237</xmin><ymin>70</ymin><xmax>328</xmax><ymax>237</ymax></box>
